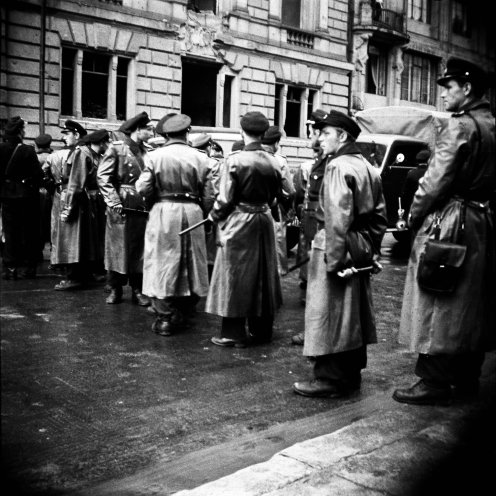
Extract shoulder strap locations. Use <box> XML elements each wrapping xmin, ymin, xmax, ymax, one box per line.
<box><xmin>4</xmin><ymin>144</ymin><xmax>22</xmax><ymax>176</ymax></box>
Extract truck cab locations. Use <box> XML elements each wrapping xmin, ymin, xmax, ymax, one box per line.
<box><xmin>355</xmin><ymin>134</ymin><xmax>429</xmax><ymax>244</ymax></box>
<box><xmin>354</xmin><ymin>106</ymin><xmax>451</xmax><ymax>245</ymax></box>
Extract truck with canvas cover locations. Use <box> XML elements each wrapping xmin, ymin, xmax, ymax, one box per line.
<box><xmin>354</xmin><ymin>106</ymin><xmax>451</xmax><ymax>245</ymax></box>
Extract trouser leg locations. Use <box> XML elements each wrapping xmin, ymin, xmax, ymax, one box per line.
<box><xmin>221</xmin><ymin>317</ymin><xmax>247</xmax><ymax>341</ymax></box>
<box><xmin>313</xmin><ymin>346</ymin><xmax>367</xmax><ymax>390</ymax></box>
<box><xmin>22</xmin><ymin>196</ymin><xmax>40</xmax><ymax>269</ymax></box>
<box><xmin>1</xmin><ymin>200</ymin><xmax>21</xmax><ymax>268</ymax></box>
<box><xmin>151</xmin><ymin>297</ymin><xmax>174</xmax><ymax>320</ymax></box>
<box><xmin>247</xmin><ymin>315</ymin><xmax>274</xmax><ymax>343</ymax></box>
<box><xmin>415</xmin><ymin>352</ymin><xmax>485</xmax><ymax>388</ymax></box>
<box><xmin>129</xmin><ymin>273</ymin><xmax>143</xmax><ymax>292</ymax></box>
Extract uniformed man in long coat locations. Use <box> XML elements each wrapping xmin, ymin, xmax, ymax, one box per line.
<box><xmin>57</xmin><ymin>128</ymin><xmax>109</xmax><ymax>289</ymax></box>
<box><xmin>191</xmin><ymin>132</ymin><xmax>223</xmax><ymax>280</ymax></box>
<box><xmin>393</xmin><ymin>58</ymin><xmax>496</xmax><ymax>405</ymax></box>
<box><xmin>261</xmin><ymin>126</ymin><xmax>295</xmax><ymax>276</ymax></box>
<box><xmin>46</xmin><ymin>120</ymin><xmax>86</xmax><ymax>279</ymax></box>
<box><xmin>293</xmin><ymin>110</ymin><xmax>387</xmax><ymax>398</ymax></box>
<box><xmin>0</xmin><ymin>116</ymin><xmax>42</xmax><ymax>280</ymax></box>
<box><xmin>97</xmin><ymin>112</ymin><xmax>153</xmax><ymax>306</ymax></box>
<box><xmin>206</xmin><ymin>111</ymin><xmax>283</xmax><ymax>348</ymax></box>
<box><xmin>34</xmin><ymin>133</ymin><xmax>54</xmax><ymax>261</ymax></box>
<box><xmin>291</xmin><ymin>109</ymin><xmax>327</xmax><ymax>345</ymax></box>
<box><xmin>136</xmin><ymin>114</ymin><xmax>214</xmax><ymax>336</ymax></box>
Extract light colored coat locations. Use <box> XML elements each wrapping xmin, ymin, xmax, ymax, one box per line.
<box><xmin>136</xmin><ymin>139</ymin><xmax>213</xmax><ymax>299</ymax></box>
<box><xmin>398</xmin><ymin>99</ymin><xmax>496</xmax><ymax>354</ymax></box>
<box><xmin>205</xmin><ymin>142</ymin><xmax>283</xmax><ymax>317</ymax></box>
<box><xmin>304</xmin><ymin>144</ymin><xmax>387</xmax><ymax>356</ymax></box>
<box><xmin>46</xmin><ymin>148</ymin><xmax>77</xmax><ymax>265</ymax></box>
<box><xmin>97</xmin><ymin>138</ymin><xmax>148</xmax><ymax>275</ymax></box>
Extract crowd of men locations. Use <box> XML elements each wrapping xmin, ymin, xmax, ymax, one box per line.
<box><xmin>1</xmin><ymin>57</ymin><xmax>495</xmax><ymax>406</ymax></box>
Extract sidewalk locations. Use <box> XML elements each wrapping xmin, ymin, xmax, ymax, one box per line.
<box><xmin>174</xmin><ymin>355</ymin><xmax>496</xmax><ymax>496</ymax></box>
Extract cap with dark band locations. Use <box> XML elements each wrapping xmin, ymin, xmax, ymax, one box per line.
<box><xmin>155</xmin><ymin>113</ymin><xmax>177</xmax><ymax>136</ymax></box>
<box><xmin>85</xmin><ymin>129</ymin><xmax>110</xmax><ymax>144</ymax></box>
<box><xmin>161</xmin><ymin>114</ymin><xmax>191</xmax><ymax>135</ymax></box>
<box><xmin>118</xmin><ymin>112</ymin><xmax>152</xmax><ymax>135</ymax></box>
<box><xmin>312</xmin><ymin>110</ymin><xmax>361</xmax><ymax>140</ymax></box>
<box><xmin>61</xmin><ymin>119</ymin><xmax>87</xmax><ymax>137</ymax></box>
<box><xmin>437</xmin><ymin>57</ymin><xmax>487</xmax><ymax>89</ymax></box>
<box><xmin>306</xmin><ymin>108</ymin><xmax>327</xmax><ymax>126</ymax></box>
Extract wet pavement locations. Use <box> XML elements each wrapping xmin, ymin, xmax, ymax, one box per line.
<box><xmin>1</xmin><ymin>235</ymin><xmax>494</xmax><ymax>495</ymax></box>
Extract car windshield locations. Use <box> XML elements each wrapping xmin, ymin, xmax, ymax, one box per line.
<box><xmin>355</xmin><ymin>142</ymin><xmax>387</xmax><ymax>169</ymax></box>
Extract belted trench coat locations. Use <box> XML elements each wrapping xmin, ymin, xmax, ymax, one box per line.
<box><xmin>398</xmin><ymin>99</ymin><xmax>496</xmax><ymax>354</ymax></box>
<box><xmin>97</xmin><ymin>138</ymin><xmax>148</xmax><ymax>275</ymax></box>
<box><xmin>303</xmin><ymin>143</ymin><xmax>387</xmax><ymax>357</ymax></box>
<box><xmin>60</xmin><ymin>145</ymin><xmax>106</xmax><ymax>264</ymax></box>
<box><xmin>205</xmin><ymin>142</ymin><xmax>283</xmax><ymax>318</ymax></box>
<box><xmin>136</xmin><ymin>139</ymin><xmax>213</xmax><ymax>299</ymax></box>
<box><xmin>46</xmin><ymin>148</ymin><xmax>78</xmax><ymax>265</ymax></box>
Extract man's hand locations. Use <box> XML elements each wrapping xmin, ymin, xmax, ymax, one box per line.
<box><xmin>112</xmin><ymin>204</ymin><xmax>124</xmax><ymax>216</ymax></box>
<box><xmin>60</xmin><ymin>211</ymin><xmax>70</xmax><ymax>223</ymax></box>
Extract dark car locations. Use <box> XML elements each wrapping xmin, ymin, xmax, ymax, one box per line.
<box><xmin>356</xmin><ymin>134</ymin><xmax>430</xmax><ymax>245</ymax></box>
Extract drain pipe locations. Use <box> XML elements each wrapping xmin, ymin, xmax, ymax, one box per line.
<box><xmin>347</xmin><ymin>0</ymin><xmax>355</xmax><ymax>114</ymax></box>
<box><xmin>39</xmin><ymin>0</ymin><xmax>47</xmax><ymax>134</ymax></box>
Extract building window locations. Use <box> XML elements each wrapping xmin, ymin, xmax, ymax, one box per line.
<box><xmin>282</xmin><ymin>0</ymin><xmax>301</xmax><ymax>28</ymax></box>
<box><xmin>116</xmin><ymin>58</ymin><xmax>129</xmax><ymax>121</ymax></box>
<box><xmin>222</xmin><ymin>75</ymin><xmax>234</xmax><ymax>127</ymax></box>
<box><xmin>181</xmin><ymin>58</ymin><xmax>221</xmax><ymax>127</ymax></box>
<box><xmin>366</xmin><ymin>45</ymin><xmax>388</xmax><ymax>96</ymax></box>
<box><xmin>274</xmin><ymin>83</ymin><xmax>317</xmax><ymax>138</ymax></box>
<box><xmin>400</xmin><ymin>52</ymin><xmax>437</xmax><ymax>106</ymax></box>
<box><xmin>60</xmin><ymin>47</ymin><xmax>131</xmax><ymax>121</ymax></box>
<box><xmin>452</xmin><ymin>0</ymin><xmax>471</xmax><ymax>37</ymax></box>
<box><xmin>187</xmin><ymin>0</ymin><xmax>217</xmax><ymax>13</ymax></box>
<box><xmin>408</xmin><ymin>0</ymin><xmax>432</xmax><ymax>23</ymax></box>
<box><xmin>82</xmin><ymin>52</ymin><xmax>109</xmax><ymax>119</ymax></box>
<box><xmin>61</xmin><ymin>47</ymin><xmax>76</xmax><ymax>116</ymax></box>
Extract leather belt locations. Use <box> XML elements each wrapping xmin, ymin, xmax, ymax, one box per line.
<box><xmin>454</xmin><ymin>196</ymin><xmax>491</xmax><ymax>211</ymax></box>
<box><xmin>237</xmin><ymin>202</ymin><xmax>269</xmax><ymax>213</ymax></box>
<box><xmin>159</xmin><ymin>192</ymin><xmax>200</xmax><ymax>203</ymax></box>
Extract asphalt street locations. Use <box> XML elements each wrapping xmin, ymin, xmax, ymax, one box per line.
<box><xmin>2</xmin><ymin>234</ymin><xmax>494</xmax><ymax>495</ymax></box>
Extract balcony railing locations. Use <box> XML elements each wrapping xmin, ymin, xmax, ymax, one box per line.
<box><xmin>287</xmin><ymin>29</ymin><xmax>314</xmax><ymax>49</ymax></box>
<box><xmin>98</xmin><ymin>0</ymin><xmax>123</xmax><ymax>5</ymax></box>
<box><xmin>372</xmin><ymin>8</ymin><xmax>405</xmax><ymax>33</ymax></box>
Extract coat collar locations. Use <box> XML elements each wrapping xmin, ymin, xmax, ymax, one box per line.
<box><xmin>454</xmin><ymin>97</ymin><xmax>491</xmax><ymax>116</ymax></box>
<box><xmin>332</xmin><ymin>141</ymin><xmax>362</xmax><ymax>160</ymax></box>
<box><xmin>244</xmin><ymin>141</ymin><xmax>263</xmax><ymax>151</ymax></box>
<box><xmin>124</xmin><ymin>136</ymin><xmax>146</xmax><ymax>155</ymax></box>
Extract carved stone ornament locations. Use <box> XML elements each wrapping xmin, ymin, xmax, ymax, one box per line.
<box><xmin>177</xmin><ymin>12</ymin><xmax>222</xmax><ymax>57</ymax></box>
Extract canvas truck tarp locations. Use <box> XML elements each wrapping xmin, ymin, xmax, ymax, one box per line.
<box><xmin>354</xmin><ymin>106</ymin><xmax>451</xmax><ymax>149</ymax></box>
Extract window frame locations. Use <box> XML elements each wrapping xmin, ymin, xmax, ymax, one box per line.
<box><xmin>274</xmin><ymin>82</ymin><xmax>320</xmax><ymax>138</ymax></box>
<box><xmin>60</xmin><ymin>46</ymin><xmax>133</xmax><ymax>122</ymax></box>
<box><xmin>400</xmin><ymin>52</ymin><xmax>437</xmax><ymax>106</ymax></box>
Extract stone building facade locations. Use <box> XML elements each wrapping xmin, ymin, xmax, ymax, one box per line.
<box><xmin>1</xmin><ymin>0</ymin><xmax>494</xmax><ymax>167</ymax></box>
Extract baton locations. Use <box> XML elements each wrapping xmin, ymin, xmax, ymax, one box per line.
<box><xmin>337</xmin><ymin>262</ymin><xmax>383</xmax><ymax>279</ymax></box>
<box><xmin>123</xmin><ymin>207</ymin><xmax>149</xmax><ymax>215</ymax></box>
<box><xmin>284</xmin><ymin>257</ymin><xmax>310</xmax><ymax>275</ymax></box>
<box><xmin>179</xmin><ymin>218</ymin><xmax>210</xmax><ymax>236</ymax></box>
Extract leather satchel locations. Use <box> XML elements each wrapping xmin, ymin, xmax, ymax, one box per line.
<box><xmin>417</xmin><ymin>204</ymin><xmax>467</xmax><ymax>294</ymax></box>
<box><xmin>417</xmin><ymin>239</ymin><xmax>467</xmax><ymax>293</ymax></box>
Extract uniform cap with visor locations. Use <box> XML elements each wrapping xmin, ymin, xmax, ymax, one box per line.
<box><xmin>61</xmin><ymin>119</ymin><xmax>87</xmax><ymax>137</ymax></box>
